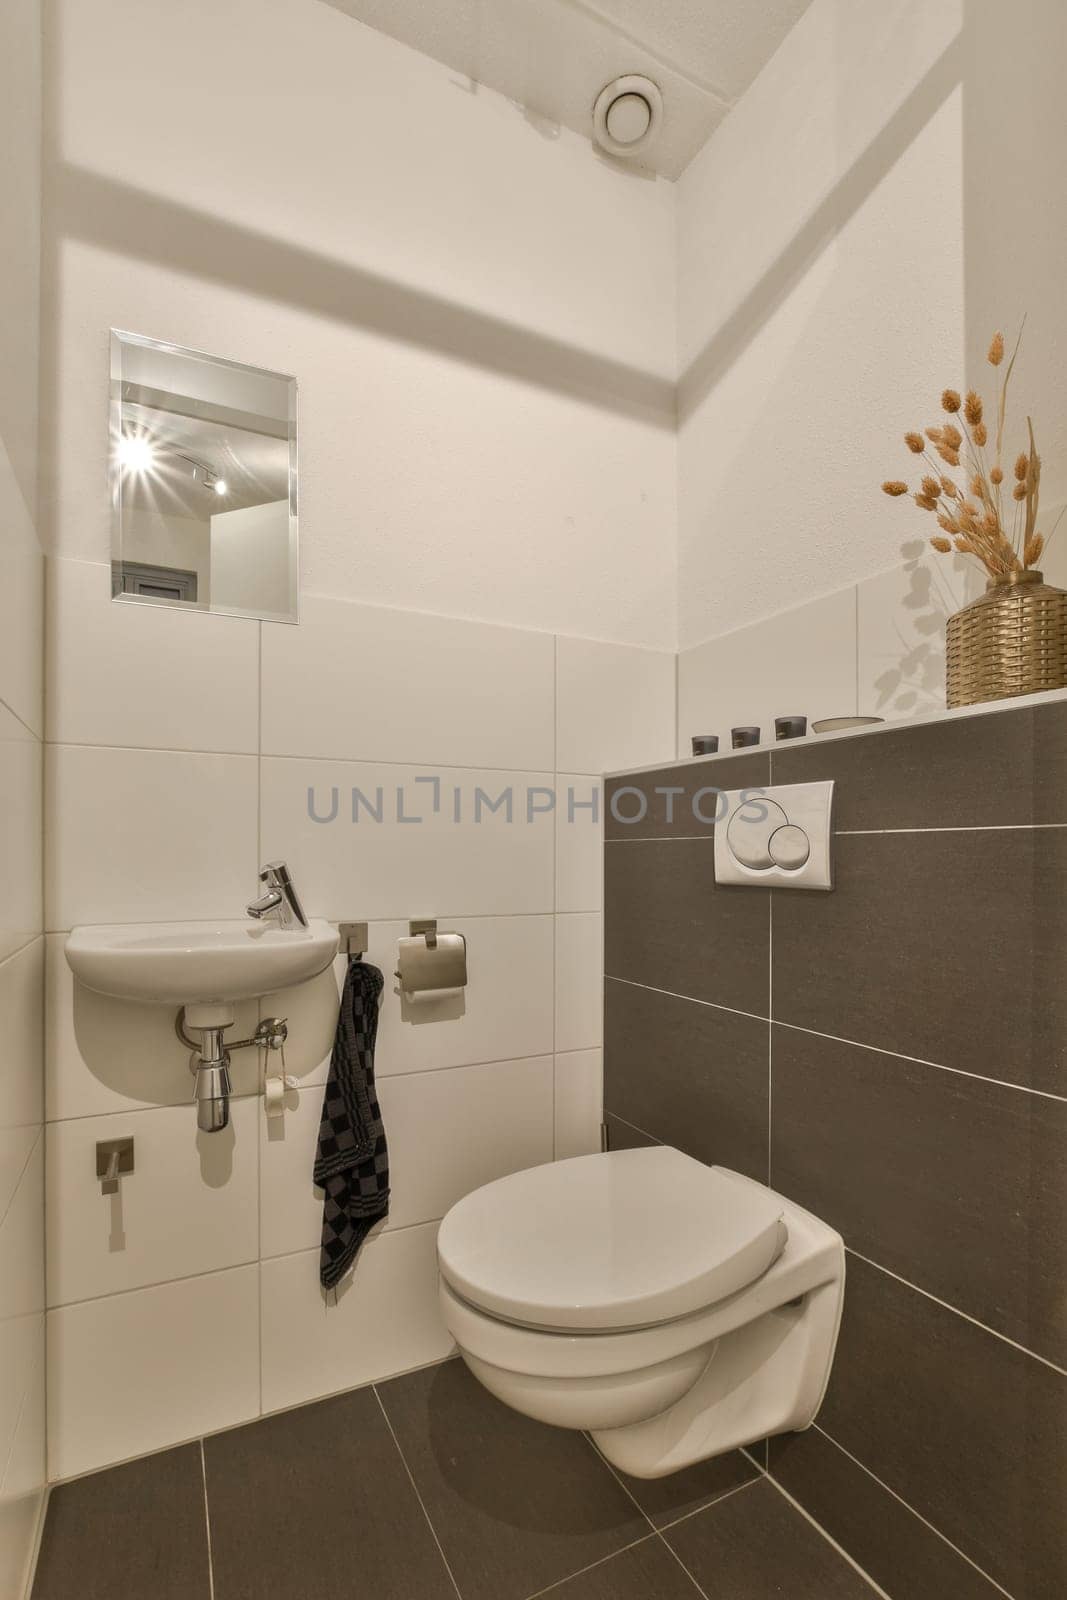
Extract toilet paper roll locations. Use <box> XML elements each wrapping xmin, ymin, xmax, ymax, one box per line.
<box><xmin>264</xmin><ymin>1075</ymin><xmax>287</xmax><ymax>1118</ymax></box>
<box><xmin>395</xmin><ymin>931</ymin><xmax>467</xmax><ymax>995</ymax></box>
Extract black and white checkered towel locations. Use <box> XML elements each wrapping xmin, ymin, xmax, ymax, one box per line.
<box><xmin>314</xmin><ymin>959</ymin><xmax>389</xmax><ymax>1290</ymax></box>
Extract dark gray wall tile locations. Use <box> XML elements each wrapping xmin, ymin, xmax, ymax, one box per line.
<box><xmin>771</xmin><ymin>702</ymin><xmax>1067</xmax><ymax>830</ymax></box>
<box><xmin>602</xmin><ymin>1446</ymin><xmax>758</xmax><ymax>1529</ymax></box>
<box><xmin>605</xmin><ymin>754</ymin><xmax>769</xmax><ymax>840</ymax></box>
<box><xmin>818</xmin><ymin>1254</ymin><xmax>1067</xmax><ymax>1600</ymax></box>
<box><xmin>605</xmin><ymin>979</ymin><xmax>769</xmax><ymax>1180</ymax></box>
<box><xmin>33</xmin><ymin>1444</ymin><xmax>210</xmax><ymax>1600</ymax></box>
<box><xmin>376</xmin><ymin>1359</ymin><xmax>646</xmax><ymax>1600</ymax></box>
<box><xmin>769</xmin><ymin>1428</ymin><xmax>1005</xmax><ymax>1600</ymax></box>
<box><xmin>605</xmin><ymin>838</ymin><xmax>769</xmax><ymax>1015</ymax></box>
<box><xmin>545</xmin><ymin>1537</ymin><xmax>703</xmax><ymax>1599</ymax></box>
<box><xmin>605</xmin><ymin>1113</ymin><xmax>661</xmax><ymax>1150</ymax></box>
<box><xmin>665</xmin><ymin>1478</ymin><xmax>875</xmax><ymax>1597</ymax></box>
<box><xmin>771</xmin><ymin>1026</ymin><xmax>1067</xmax><ymax>1365</ymax></box>
<box><xmin>204</xmin><ymin>1386</ymin><xmax>456</xmax><ymax>1600</ymax></box>
<box><xmin>771</xmin><ymin>829</ymin><xmax>1067</xmax><ymax>1094</ymax></box>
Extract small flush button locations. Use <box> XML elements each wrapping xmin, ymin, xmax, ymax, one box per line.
<box><xmin>769</xmin><ymin>824</ymin><xmax>810</xmax><ymax>869</ymax></box>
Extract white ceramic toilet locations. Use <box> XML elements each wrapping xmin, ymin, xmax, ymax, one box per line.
<box><xmin>437</xmin><ymin>1146</ymin><xmax>845</xmax><ymax>1479</ymax></box>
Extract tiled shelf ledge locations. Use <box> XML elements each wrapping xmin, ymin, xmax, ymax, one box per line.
<box><xmin>607</xmin><ymin>684</ymin><xmax>1067</xmax><ymax>777</ymax></box>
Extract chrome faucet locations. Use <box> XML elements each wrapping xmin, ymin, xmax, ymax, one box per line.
<box><xmin>247</xmin><ymin>860</ymin><xmax>308</xmax><ymax>929</ymax></box>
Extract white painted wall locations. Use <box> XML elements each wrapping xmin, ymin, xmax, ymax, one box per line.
<box><xmin>0</xmin><ymin>0</ymin><xmax>47</xmax><ymax>1590</ymax></box>
<box><xmin>43</xmin><ymin>0</ymin><xmax>678</xmax><ymax>649</ymax></box>
<box><xmin>672</xmin><ymin>0</ymin><xmax>1067</xmax><ymax>752</ymax></box>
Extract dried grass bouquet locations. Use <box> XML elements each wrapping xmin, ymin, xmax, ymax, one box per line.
<box><xmin>881</xmin><ymin>326</ymin><xmax>1062</xmax><ymax>580</ymax></box>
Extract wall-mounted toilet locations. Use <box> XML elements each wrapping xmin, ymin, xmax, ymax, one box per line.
<box><xmin>437</xmin><ymin>1147</ymin><xmax>845</xmax><ymax>1479</ymax></box>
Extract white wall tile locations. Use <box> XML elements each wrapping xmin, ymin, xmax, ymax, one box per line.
<box><xmin>676</xmin><ymin>586</ymin><xmax>857</xmax><ymax>758</ymax></box>
<box><xmin>0</xmin><ymin>1314</ymin><xmax>42</xmax><ymax>1499</ymax></box>
<box><xmin>263</xmin><ymin>595</ymin><xmax>555</xmax><ymax>769</ymax></box>
<box><xmin>0</xmin><ymin>531</ymin><xmax>43</xmax><ymax>739</ymax></box>
<box><xmin>555</xmin><ymin>775</ymin><xmax>602</xmax><ymax>912</ymax></box>
<box><xmin>45</xmin><ymin>934</ymin><xmax>260</xmax><ymax>1121</ymax></box>
<box><xmin>47</xmin><ymin>557</ymin><xmax>260</xmax><ymax>753</ymax></box>
<box><xmin>47</xmin><ymin>1264</ymin><xmax>260</xmax><ymax>1480</ymax></box>
<box><xmin>554</xmin><ymin>1050</ymin><xmax>603</xmax><ymax>1161</ymax></box>
<box><xmin>260</xmin><ymin>1224</ymin><xmax>452</xmax><ymax>1415</ymax></box>
<box><xmin>554</xmin><ymin>912</ymin><xmax>603</xmax><ymax>1053</ymax></box>
<box><xmin>0</xmin><ymin>707</ymin><xmax>41</xmax><ymax>964</ymax></box>
<box><xmin>857</xmin><ymin>549</ymin><xmax>984</xmax><ymax>722</ymax></box>
<box><xmin>46</xmin><ymin>1098</ymin><xmax>259</xmax><ymax>1308</ymax></box>
<box><xmin>0</xmin><ymin>1343</ymin><xmax>45</xmax><ymax>1600</ymax></box>
<box><xmin>261</xmin><ymin>758</ymin><xmax>554</xmax><ymax>920</ymax></box>
<box><xmin>264</xmin><ymin>915</ymin><xmax>554</xmax><ymax>1085</ymax></box>
<box><xmin>556</xmin><ymin>636</ymin><xmax>676</xmax><ymax>774</ymax></box>
<box><xmin>46</xmin><ymin>745</ymin><xmax>258</xmax><ymax>928</ymax></box>
<box><xmin>0</xmin><ymin>1138</ymin><xmax>44</xmax><ymax>1332</ymax></box>
<box><xmin>260</xmin><ymin>1055</ymin><xmax>553</xmax><ymax>1259</ymax></box>
<box><xmin>0</xmin><ymin>939</ymin><xmax>44</xmax><ymax>1141</ymax></box>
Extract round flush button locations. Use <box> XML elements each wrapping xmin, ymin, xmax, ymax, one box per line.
<box><xmin>726</xmin><ymin>800</ymin><xmax>789</xmax><ymax>869</ymax></box>
<box><xmin>768</xmin><ymin>824</ymin><xmax>810</xmax><ymax>870</ymax></box>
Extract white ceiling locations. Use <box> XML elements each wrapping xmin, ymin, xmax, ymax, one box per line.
<box><xmin>323</xmin><ymin>0</ymin><xmax>812</xmax><ymax>179</ymax></box>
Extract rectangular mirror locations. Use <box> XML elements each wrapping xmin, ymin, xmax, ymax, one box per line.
<box><xmin>110</xmin><ymin>330</ymin><xmax>298</xmax><ymax>623</ymax></box>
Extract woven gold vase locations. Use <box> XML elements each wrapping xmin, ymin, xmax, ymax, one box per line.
<box><xmin>946</xmin><ymin>569</ymin><xmax>1067</xmax><ymax>707</ymax></box>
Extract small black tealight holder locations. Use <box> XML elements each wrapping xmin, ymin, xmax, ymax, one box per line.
<box><xmin>775</xmin><ymin>716</ymin><xmax>808</xmax><ymax>740</ymax></box>
<box><xmin>691</xmin><ymin>735</ymin><xmax>720</xmax><ymax>755</ymax></box>
<box><xmin>731</xmin><ymin>726</ymin><xmax>760</xmax><ymax>749</ymax></box>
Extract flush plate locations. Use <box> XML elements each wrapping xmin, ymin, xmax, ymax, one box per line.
<box><xmin>714</xmin><ymin>781</ymin><xmax>834</xmax><ymax>890</ymax></box>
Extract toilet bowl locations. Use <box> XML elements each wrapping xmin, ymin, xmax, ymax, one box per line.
<box><xmin>437</xmin><ymin>1147</ymin><xmax>845</xmax><ymax>1479</ymax></box>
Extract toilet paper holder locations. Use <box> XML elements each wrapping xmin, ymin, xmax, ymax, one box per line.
<box><xmin>396</xmin><ymin>919</ymin><xmax>468</xmax><ymax>995</ymax></box>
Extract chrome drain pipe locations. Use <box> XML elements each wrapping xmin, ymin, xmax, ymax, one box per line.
<box><xmin>177</xmin><ymin>1011</ymin><xmax>288</xmax><ymax>1134</ymax></box>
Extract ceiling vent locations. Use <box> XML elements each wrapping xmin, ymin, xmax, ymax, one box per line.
<box><xmin>592</xmin><ymin>74</ymin><xmax>663</xmax><ymax>159</ymax></box>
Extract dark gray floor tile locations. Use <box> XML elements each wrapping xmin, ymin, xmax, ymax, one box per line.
<box><xmin>818</xmin><ymin>1254</ymin><xmax>1067</xmax><ymax>1600</ymax></box>
<box><xmin>604</xmin><ymin>1113</ymin><xmax>661</xmax><ymax>1150</ymax></box>
<box><xmin>771</xmin><ymin>829</ymin><xmax>1067</xmax><ymax>1094</ymax></box>
<box><xmin>770</xmin><ymin>1429</ymin><xmax>1005</xmax><ymax>1600</ymax></box>
<box><xmin>544</xmin><ymin>1536</ymin><xmax>703</xmax><ymax>1598</ymax></box>
<box><xmin>771</xmin><ymin>1025</ymin><xmax>1067</xmax><ymax>1365</ymax></box>
<box><xmin>605</xmin><ymin>838</ymin><xmax>769</xmax><ymax>1015</ymax></box>
<box><xmin>376</xmin><ymin>1358</ymin><xmax>647</xmax><ymax>1600</ymax></box>
<box><xmin>33</xmin><ymin>1444</ymin><xmax>210</xmax><ymax>1600</ymax></box>
<box><xmin>665</xmin><ymin>1477</ymin><xmax>874</xmax><ymax>1597</ymax></box>
<box><xmin>770</xmin><ymin>701</ymin><xmax>1067</xmax><ymax>830</ymax></box>
<box><xmin>204</xmin><ymin>1386</ymin><xmax>456</xmax><ymax>1600</ymax></box>
<box><xmin>602</xmin><ymin>1445</ymin><xmax>759</xmax><ymax>1528</ymax></box>
<box><xmin>605</xmin><ymin>754</ymin><xmax>769</xmax><ymax>840</ymax></box>
<box><xmin>605</xmin><ymin>979</ymin><xmax>769</xmax><ymax>1180</ymax></box>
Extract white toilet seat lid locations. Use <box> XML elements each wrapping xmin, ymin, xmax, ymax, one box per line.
<box><xmin>437</xmin><ymin>1148</ymin><xmax>788</xmax><ymax>1332</ymax></box>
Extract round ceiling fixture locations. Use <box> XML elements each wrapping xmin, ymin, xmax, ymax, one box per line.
<box><xmin>592</xmin><ymin>74</ymin><xmax>662</xmax><ymax>159</ymax></box>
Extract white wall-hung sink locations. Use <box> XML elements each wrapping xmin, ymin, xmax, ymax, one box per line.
<box><xmin>65</xmin><ymin>919</ymin><xmax>339</xmax><ymax>1020</ymax></box>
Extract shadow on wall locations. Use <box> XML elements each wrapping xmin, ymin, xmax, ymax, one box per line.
<box><xmin>49</xmin><ymin>164</ymin><xmax>675</xmax><ymax>432</ymax></box>
<box><xmin>677</xmin><ymin>32</ymin><xmax>964</xmax><ymax>422</ymax></box>
<box><xmin>867</xmin><ymin>539</ymin><xmax>981</xmax><ymax>719</ymax></box>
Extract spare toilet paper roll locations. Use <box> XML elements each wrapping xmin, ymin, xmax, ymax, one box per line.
<box><xmin>395</xmin><ymin>931</ymin><xmax>467</xmax><ymax>996</ymax></box>
<box><xmin>264</xmin><ymin>1075</ymin><xmax>287</xmax><ymax>1118</ymax></box>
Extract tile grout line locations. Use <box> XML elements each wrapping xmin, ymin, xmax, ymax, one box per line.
<box><xmin>807</xmin><ymin>1424</ymin><xmax>1018</xmax><ymax>1600</ymax></box>
<box><xmin>607</xmin><ymin>975</ymin><xmax>1067</xmax><ymax>1104</ymax></box>
<box><xmin>371</xmin><ymin>1386</ymin><xmax>464</xmax><ymax>1600</ymax></box>
<box><xmin>520</xmin><ymin>1532</ymin><xmax>660</xmax><ymax>1600</ymax></box>
<box><xmin>764</xmin><ymin>1473</ymin><xmax>889</xmax><ymax>1599</ymax></box>
<box><xmin>551</xmin><ymin>634</ymin><xmax>558</xmax><ymax>1159</ymax></box>
<box><xmin>199</xmin><ymin>1439</ymin><xmax>215</xmax><ymax>1600</ymax></box>
<box><xmin>845</xmin><ymin>1248</ymin><xmax>1067</xmax><ymax>1376</ymax></box>
<box><xmin>580</xmin><ymin>1435</ymin><xmax>710</xmax><ymax>1600</ymax></box>
<box><xmin>653</xmin><ymin>1476</ymin><xmax>761</xmax><ymax>1534</ymax></box>
<box><xmin>767</xmin><ymin>889</ymin><xmax>773</xmax><ymax>1186</ymax></box>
